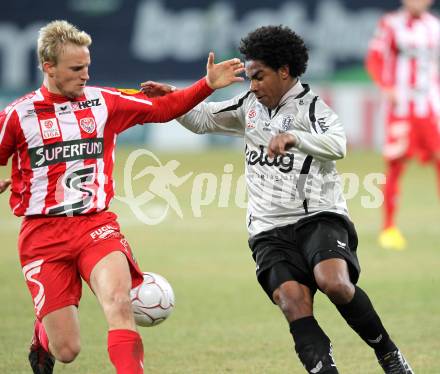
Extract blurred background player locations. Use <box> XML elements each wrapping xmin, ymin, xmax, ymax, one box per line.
<box><xmin>0</xmin><ymin>20</ymin><xmax>243</xmax><ymax>374</ymax></box>
<box><xmin>366</xmin><ymin>0</ymin><xmax>440</xmax><ymax>250</ymax></box>
<box><xmin>148</xmin><ymin>25</ymin><xmax>414</xmax><ymax>374</ymax></box>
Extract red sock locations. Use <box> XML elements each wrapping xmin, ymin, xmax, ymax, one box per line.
<box><xmin>436</xmin><ymin>160</ymin><xmax>440</xmax><ymax>197</ymax></box>
<box><xmin>383</xmin><ymin>159</ymin><xmax>405</xmax><ymax>229</ymax></box>
<box><xmin>108</xmin><ymin>329</ymin><xmax>144</xmax><ymax>374</ymax></box>
<box><xmin>36</xmin><ymin>319</ymin><xmax>50</xmax><ymax>353</ymax></box>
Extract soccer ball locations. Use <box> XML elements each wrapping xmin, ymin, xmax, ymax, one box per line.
<box><xmin>130</xmin><ymin>272</ymin><xmax>175</xmax><ymax>327</ymax></box>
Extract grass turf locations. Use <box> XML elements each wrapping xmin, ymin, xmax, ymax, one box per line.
<box><xmin>0</xmin><ymin>148</ymin><xmax>438</xmax><ymax>373</ymax></box>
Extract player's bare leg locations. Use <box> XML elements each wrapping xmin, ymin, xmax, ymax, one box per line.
<box><xmin>90</xmin><ymin>251</ymin><xmax>144</xmax><ymax>374</ymax></box>
<box><xmin>272</xmin><ymin>275</ymin><xmax>338</xmax><ymax>373</ymax></box>
<box><xmin>29</xmin><ymin>305</ymin><xmax>80</xmax><ymax>373</ymax></box>
<box><xmin>313</xmin><ymin>259</ymin><xmax>354</xmax><ymax>304</ymax></box>
<box><xmin>273</xmin><ymin>281</ymin><xmax>313</xmax><ymax>321</ymax></box>
<box><xmin>42</xmin><ymin>306</ymin><xmax>81</xmax><ymax>361</ymax></box>
<box><xmin>314</xmin><ymin>259</ymin><xmax>413</xmax><ymax>373</ymax></box>
<box><xmin>91</xmin><ymin>251</ymin><xmax>136</xmax><ymax>330</ymax></box>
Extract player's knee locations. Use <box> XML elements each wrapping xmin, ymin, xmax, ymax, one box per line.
<box><xmin>274</xmin><ymin>286</ymin><xmax>312</xmax><ymax>321</ymax></box>
<box><xmin>52</xmin><ymin>340</ymin><xmax>81</xmax><ymax>363</ymax></box>
<box><xmin>319</xmin><ymin>279</ymin><xmax>354</xmax><ymax>304</ymax></box>
<box><xmin>103</xmin><ymin>291</ymin><xmax>132</xmax><ymax>317</ymax></box>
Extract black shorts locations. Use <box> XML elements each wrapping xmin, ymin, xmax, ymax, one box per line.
<box><xmin>248</xmin><ymin>212</ymin><xmax>360</xmax><ymax>302</ymax></box>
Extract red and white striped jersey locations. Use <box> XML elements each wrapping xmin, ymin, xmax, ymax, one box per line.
<box><xmin>366</xmin><ymin>9</ymin><xmax>440</xmax><ymax>117</ymax></box>
<box><xmin>0</xmin><ymin>78</ymin><xmax>212</xmax><ymax>216</ymax></box>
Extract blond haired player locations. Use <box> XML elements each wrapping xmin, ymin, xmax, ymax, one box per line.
<box><xmin>0</xmin><ymin>20</ymin><xmax>244</xmax><ymax>374</ymax></box>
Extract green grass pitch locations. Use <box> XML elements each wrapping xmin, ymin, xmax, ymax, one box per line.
<box><xmin>0</xmin><ymin>148</ymin><xmax>438</xmax><ymax>373</ymax></box>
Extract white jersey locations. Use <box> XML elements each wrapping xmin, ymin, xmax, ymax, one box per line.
<box><xmin>177</xmin><ymin>80</ymin><xmax>349</xmax><ymax>237</ymax></box>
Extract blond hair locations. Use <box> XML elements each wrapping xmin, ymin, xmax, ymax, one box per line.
<box><xmin>37</xmin><ymin>20</ymin><xmax>92</xmax><ymax>70</ymax></box>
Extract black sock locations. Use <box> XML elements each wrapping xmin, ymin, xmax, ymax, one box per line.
<box><xmin>289</xmin><ymin>316</ymin><xmax>338</xmax><ymax>373</ymax></box>
<box><xmin>335</xmin><ymin>286</ymin><xmax>397</xmax><ymax>357</ymax></box>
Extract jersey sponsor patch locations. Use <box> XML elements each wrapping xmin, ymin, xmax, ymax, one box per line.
<box><xmin>79</xmin><ymin>117</ymin><xmax>96</xmax><ymax>133</ymax></box>
<box><xmin>39</xmin><ymin>118</ymin><xmax>61</xmax><ymax>140</ymax></box>
<box><xmin>90</xmin><ymin>224</ymin><xmax>119</xmax><ymax>240</ymax></box>
<box><xmin>28</xmin><ymin>138</ymin><xmax>104</xmax><ymax>168</ymax></box>
<box><xmin>245</xmin><ymin>144</ymin><xmax>294</xmax><ymax>173</ymax></box>
<box><xmin>71</xmin><ymin>98</ymin><xmax>101</xmax><ymax>111</ymax></box>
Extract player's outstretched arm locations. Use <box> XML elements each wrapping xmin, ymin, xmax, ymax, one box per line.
<box><xmin>0</xmin><ymin>178</ymin><xmax>11</xmax><ymax>194</ymax></box>
<box><xmin>205</xmin><ymin>52</ymin><xmax>244</xmax><ymax>89</ymax></box>
<box><xmin>108</xmin><ymin>53</ymin><xmax>245</xmax><ymax>131</ymax></box>
<box><xmin>140</xmin><ymin>52</ymin><xmax>244</xmax><ymax>96</ymax></box>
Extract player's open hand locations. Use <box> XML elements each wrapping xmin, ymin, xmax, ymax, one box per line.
<box><xmin>0</xmin><ymin>179</ymin><xmax>11</xmax><ymax>194</ymax></box>
<box><xmin>205</xmin><ymin>52</ymin><xmax>245</xmax><ymax>90</ymax></box>
<box><xmin>268</xmin><ymin>133</ymin><xmax>297</xmax><ymax>158</ymax></box>
<box><xmin>140</xmin><ymin>81</ymin><xmax>176</xmax><ymax>97</ymax></box>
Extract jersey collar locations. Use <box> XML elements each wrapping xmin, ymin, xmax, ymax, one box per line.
<box><xmin>40</xmin><ymin>84</ymin><xmax>86</xmax><ymax>103</ymax></box>
<box><xmin>276</xmin><ymin>79</ymin><xmax>310</xmax><ymax>108</ymax></box>
<box><xmin>267</xmin><ymin>80</ymin><xmax>308</xmax><ymax>119</ymax></box>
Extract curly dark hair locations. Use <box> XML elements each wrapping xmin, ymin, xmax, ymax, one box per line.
<box><xmin>239</xmin><ymin>25</ymin><xmax>308</xmax><ymax>77</ymax></box>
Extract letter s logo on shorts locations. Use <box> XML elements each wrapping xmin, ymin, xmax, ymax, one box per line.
<box><xmin>79</xmin><ymin>117</ymin><xmax>96</xmax><ymax>134</ymax></box>
<box><xmin>22</xmin><ymin>259</ymin><xmax>46</xmax><ymax>317</ymax></box>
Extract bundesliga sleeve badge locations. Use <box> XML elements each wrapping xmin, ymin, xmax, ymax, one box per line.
<box><xmin>39</xmin><ymin>118</ymin><xmax>61</xmax><ymax>140</ymax></box>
